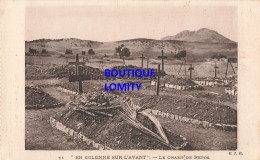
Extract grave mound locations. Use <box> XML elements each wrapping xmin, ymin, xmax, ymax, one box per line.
<box><xmin>49</xmin><ymin>65</ymin><xmax>105</xmax><ymax>80</ymax></box>
<box><xmin>25</xmin><ymin>86</ymin><xmax>62</xmax><ymax>109</ymax></box>
<box><xmin>53</xmin><ymin>92</ymin><xmax>190</xmax><ymax>150</ymax></box>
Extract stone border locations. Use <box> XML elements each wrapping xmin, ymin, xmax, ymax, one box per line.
<box><xmin>50</xmin><ymin>117</ymin><xmax>112</xmax><ymax>150</ymax></box>
<box><xmin>151</xmin><ymin>81</ymin><xmax>202</xmax><ymax>90</ymax></box>
<box><xmin>144</xmin><ymin>109</ymin><xmax>237</xmax><ymax>131</ymax></box>
<box><xmin>26</xmin><ymin>102</ymin><xmax>64</xmax><ymax>110</ymax></box>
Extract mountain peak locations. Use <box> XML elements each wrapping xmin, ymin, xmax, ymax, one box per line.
<box><xmin>161</xmin><ymin>28</ymin><xmax>234</xmax><ymax>43</ymax></box>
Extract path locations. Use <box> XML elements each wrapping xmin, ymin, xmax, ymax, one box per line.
<box><xmin>25</xmin><ymin>85</ymin><xmax>94</xmax><ymax>150</ymax></box>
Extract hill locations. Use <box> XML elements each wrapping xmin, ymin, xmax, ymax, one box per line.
<box><xmin>25</xmin><ymin>29</ymin><xmax>237</xmax><ymax>60</ymax></box>
<box><xmin>161</xmin><ymin>28</ymin><xmax>235</xmax><ymax>43</ymax></box>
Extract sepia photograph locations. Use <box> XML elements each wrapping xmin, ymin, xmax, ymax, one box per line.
<box><xmin>24</xmin><ymin>5</ymin><xmax>238</xmax><ymax>150</ymax></box>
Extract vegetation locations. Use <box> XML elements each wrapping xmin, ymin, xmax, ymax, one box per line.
<box><xmin>88</xmin><ymin>49</ymin><xmax>95</xmax><ymax>55</ymax></box>
<box><xmin>174</xmin><ymin>50</ymin><xmax>186</xmax><ymax>58</ymax></box>
<box><xmin>82</xmin><ymin>51</ymin><xmax>86</xmax><ymax>55</ymax></box>
<box><xmin>29</xmin><ymin>48</ymin><xmax>37</xmax><ymax>55</ymax></box>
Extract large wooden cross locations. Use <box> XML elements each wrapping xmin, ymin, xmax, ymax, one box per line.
<box><xmin>158</xmin><ymin>50</ymin><xmax>167</xmax><ymax>73</ymax></box>
<box><xmin>188</xmin><ymin>64</ymin><xmax>194</xmax><ymax>79</ymax></box>
<box><xmin>139</xmin><ymin>54</ymin><xmax>146</xmax><ymax>68</ymax></box>
<box><xmin>69</xmin><ymin>54</ymin><xmax>85</xmax><ymax>75</ymax></box>
<box><xmin>214</xmin><ymin>63</ymin><xmax>218</xmax><ymax>78</ymax></box>
<box><xmin>69</xmin><ymin>66</ymin><xmax>90</xmax><ymax>93</ymax></box>
<box><xmin>156</xmin><ymin>64</ymin><xmax>160</xmax><ymax>96</ymax></box>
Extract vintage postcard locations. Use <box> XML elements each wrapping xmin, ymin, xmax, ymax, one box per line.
<box><xmin>1</xmin><ymin>0</ymin><xmax>260</xmax><ymax>160</ymax></box>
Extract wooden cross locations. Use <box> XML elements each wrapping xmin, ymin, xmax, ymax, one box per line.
<box><xmin>146</xmin><ymin>57</ymin><xmax>149</xmax><ymax>69</ymax></box>
<box><xmin>214</xmin><ymin>63</ymin><xmax>218</xmax><ymax>78</ymax></box>
<box><xmin>69</xmin><ymin>66</ymin><xmax>90</xmax><ymax>93</ymax></box>
<box><xmin>139</xmin><ymin>54</ymin><xmax>146</xmax><ymax>68</ymax></box>
<box><xmin>188</xmin><ymin>64</ymin><xmax>194</xmax><ymax>79</ymax></box>
<box><xmin>156</xmin><ymin>64</ymin><xmax>160</xmax><ymax>96</ymax></box>
<box><xmin>69</xmin><ymin>54</ymin><xmax>85</xmax><ymax>75</ymax></box>
<box><xmin>158</xmin><ymin>50</ymin><xmax>167</xmax><ymax>73</ymax></box>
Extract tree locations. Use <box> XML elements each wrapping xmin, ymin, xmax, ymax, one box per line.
<box><xmin>174</xmin><ymin>50</ymin><xmax>186</xmax><ymax>59</ymax></box>
<box><xmin>88</xmin><ymin>49</ymin><xmax>95</xmax><ymax>55</ymax></box>
<box><xmin>29</xmin><ymin>48</ymin><xmax>37</xmax><ymax>55</ymax></box>
<box><xmin>115</xmin><ymin>44</ymin><xmax>131</xmax><ymax>65</ymax></box>
<box><xmin>115</xmin><ymin>44</ymin><xmax>131</xmax><ymax>59</ymax></box>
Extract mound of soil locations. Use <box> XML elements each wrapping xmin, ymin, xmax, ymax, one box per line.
<box><xmin>26</xmin><ymin>65</ymin><xmax>54</xmax><ymax>80</ymax></box>
<box><xmin>25</xmin><ymin>86</ymin><xmax>60</xmax><ymax>108</ymax></box>
<box><xmin>26</xmin><ymin>65</ymin><xmax>106</xmax><ymax>80</ymax></box>
<box><xmin>55</xmin><ymin>107</ymin><xmax>190</xmax><ymax>150</ymax></box>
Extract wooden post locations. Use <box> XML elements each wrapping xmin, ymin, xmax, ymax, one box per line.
<box><xmin>214</xmin><ymin>63</ymin><xmax>218</xmax><ymax>78</ymax></box>
<box><xmin>184</xmin><ymin>59</ymin><xmax>186</xmax><ymax>80</ymax></box>
<box><xmin>78</xmin><ymin>66</ymin><xmax>83</xmax><ymax>93</ymax></box>
<box><xmin>75</xmin><ymin>54</ymin><xmax>79</xmax><ymax>75</ymax></box>
<box><xmin>147</xmin><ymin>57</ymin><xmax>149</xmax><ymax>69</ymax></box>
<box><xmin>225</xmin><ymin>61</ymin><xmax>229</xmax><ymax>78</ymax></box>
<box><xmin>139</xmin><ymin>54</ymin><xmax>145</xmax><ymax>68</ymax></box>
<box><xmin>188</xmin><ymin>64</ymin><xmax>194</xmax><ymax>80</ymax></box>
<box><xmin>161</xmin><ymin>50</ymin><xmax>164</xmax><ymax>73</ymax></box>
<box><xmin>157</xmin><ymin>64</ymin><xmax>160</xmax><ymax>96</ymax></box>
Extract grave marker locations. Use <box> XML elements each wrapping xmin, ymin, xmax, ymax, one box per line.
<box><xmin>147</xmin><ymin>57</ymin><xmax>149</xmax><ymax>69</ymax></box>
<box><xmin>69</xmin><ymin>66</ymin><xmax>90</xmax><ymax>93</ymax></box>
<box><xmin>158</xmin><ymin>50</ymin><xmax>167</xmax><ymax>73</ymax></box>
<box><xmin>188</xmin><ymin>64</ymin><xmax>194</xmax><ymax>79</ymax></box>
<box><xmin>69</xmin><ymin>54</ymin><xmax>85</xmax><ymax>75</ymax></box>
<box><xmin>214</xmin><ymin>63</ymin><xmax>218</xmax><ymax>78</ymax></box>
<box><xmin>157</xmin><ymin>64</ymin><xmax>160</xmax><ymax>96</ymax></box>
<box><xmin>139</xmin><ymin>54</ymin><xmax>145</xmax><ymax>68</ymax></box>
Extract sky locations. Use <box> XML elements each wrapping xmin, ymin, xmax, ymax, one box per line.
<box><xmin>25</xmin><ymin>4</ymin><xmax>237</xmax><ymax>42</ymax></box>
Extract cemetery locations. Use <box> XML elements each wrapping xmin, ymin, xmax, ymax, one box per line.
<box><xmin>25</xmin><ymin>50</ymin><xmax>237</xmax><ymax>150</ymax></box>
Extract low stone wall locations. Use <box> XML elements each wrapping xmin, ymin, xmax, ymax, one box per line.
<box><xmin>50</xmin><ymin>117</ymin><xmax>112</xmax><ymax>150</ymax></box>
<box><xmin>151</xmin><ymin>81</ymin><xmax>201</xmax><ymax>90</ymax></box>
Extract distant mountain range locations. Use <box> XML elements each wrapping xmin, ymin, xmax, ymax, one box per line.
<box><xmin>161</xmin><ymin>28</ymin><xmax>235</xmax><ymax>43</ymax></box>
<box><xmin>25</xmin><ymin>28</ymin><xmax>237</xmax><ymax>59</ymax></box>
